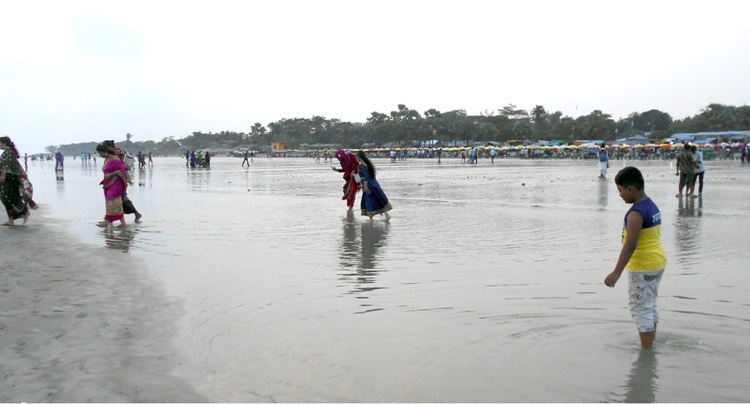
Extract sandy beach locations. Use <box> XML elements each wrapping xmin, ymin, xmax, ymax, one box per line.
<box><xmin>0</xmin><ymin>211</ymin><xmax>206</xmax><ymax>402</ymax></box>
<box><xmin>2</xmin><ymin>156</ymin><xmax>750</xmax><ymax>402</ymax></box>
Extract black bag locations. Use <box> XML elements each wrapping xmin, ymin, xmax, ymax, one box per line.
<box><xmin>123</xmin><ymin>196</ymin><xmax>137</xmax><ymax>214</ymax></box>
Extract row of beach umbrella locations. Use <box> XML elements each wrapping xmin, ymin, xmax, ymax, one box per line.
<box><xmin>355</xmin><ymin>142</ymin><xmax>744</xmax><ymax>152</ymax></box>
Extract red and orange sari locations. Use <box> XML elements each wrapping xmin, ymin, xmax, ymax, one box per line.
<box><xmin>334</xmin><ymin>149</ymin><xmax>361</xmax><ymax>208</ymax></box>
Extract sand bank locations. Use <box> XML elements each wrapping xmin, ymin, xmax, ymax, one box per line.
<box><xmin>0</xmin><ymin>210</ymin><xmax>206</xmax><ymax>402</ymax></box>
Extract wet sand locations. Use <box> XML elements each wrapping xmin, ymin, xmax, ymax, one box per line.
<box><xmin>2</xmin><ymin>156</ymin><xmax>750</xmax><ymax>402</ymax></box>
<box><xmin>0</xmin><ymin>211</ymin><xmax>207</xmax><ymax>402</ymax></box>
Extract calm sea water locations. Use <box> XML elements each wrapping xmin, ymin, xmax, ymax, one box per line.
<box><xmin>28</xmin><ymin>155</ymin><xmax>750</xmax><ymax>402</ymax></box>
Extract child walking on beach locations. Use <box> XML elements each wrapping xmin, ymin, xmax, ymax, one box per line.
<box><xmin>604</xmin><ymin>166</ymin><xmax>667</xmax><ymax>348</ymax></box>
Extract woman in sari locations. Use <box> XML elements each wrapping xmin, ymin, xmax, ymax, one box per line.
<box><xmin>332</xmin><ymin>149</ymin><xmax>360</xmax><ymax>210</ymax></box>
<box><xmin>357</xmin><ymin>150</ymin><xmax>392</xmax><ymax>220</ymax></box>
<box><xmin>0</xmin><ymin>136</ymin><xmax>30</xmax><ymax>225</ymax></box>
<box><xmin>96</xmin><ymin>140</ymin><xmax>128</xmax><ymax>228</ymax></box>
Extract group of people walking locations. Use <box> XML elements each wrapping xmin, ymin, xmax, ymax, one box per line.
<box><xmin>332</xmin><ymin>149</ymin><xmax>392</xmax><ymax>220</ymax></box>
<box><xmin>0</xmin><ymin>136</ymin><xmax>38</xmax><ymax>226</ymax></box>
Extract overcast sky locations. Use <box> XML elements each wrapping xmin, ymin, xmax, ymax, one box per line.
<box><xmin>2</xmin><ymin>0</ymin><xmax>749</xmax><ymax>154</ymax></box>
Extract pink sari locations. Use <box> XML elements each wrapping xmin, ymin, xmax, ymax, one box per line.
<box><xmin>100</xmin><ymin>158</ymin><xmax>126</xmax><ymax>221</ymax></box>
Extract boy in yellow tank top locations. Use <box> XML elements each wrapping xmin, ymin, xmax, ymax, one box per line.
<box><xmin>605</xmin><ymin>166</ymin><xmax>667</xmax><ymax>348</ymax></box>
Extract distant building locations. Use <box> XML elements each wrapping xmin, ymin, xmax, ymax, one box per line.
<box><xmin>271</xmin><ymin>142</ymin><xmax>296</xmax><ymax>151</ymax></box>
<box><xmin>298</xmin><ymin>143</ymin><xmax>340</xmax><ymax>150</ymax></box>
<box><xmin>668</xmin><ymin>131</ymin><xmax>750</xmax><ymax>144</ymax></box>
<box><xmin>614</xmin><ymin>135</ymin><xmax>651</xmax><ymax>145</ymax></box>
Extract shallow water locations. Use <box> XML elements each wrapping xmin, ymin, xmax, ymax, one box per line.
<box><xmin>29</xmin><ymin>155</ymin><xmax>750</xmax><ymax>402</ymax></box>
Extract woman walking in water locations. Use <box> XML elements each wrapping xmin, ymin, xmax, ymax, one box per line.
<box><xmin>357</xmin><ymin>150</ymin><xmax>392</xmax><ymax>221</ymax></box>
<box><xmin>0</xmin><ymin>136</ymin><xmax>31</xmax><ymax>225</ymax></box>
<box><xmin>332</xmin><ymin>149</ymin><xmax>361</xmax><ymax>211</ymax></box>
<box><xmin>96</xmin><ymin>140</ymin><xmax>128</xmax><ymax>228</ymax></box>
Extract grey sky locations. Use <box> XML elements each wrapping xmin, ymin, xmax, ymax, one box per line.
<box><xmin>2</xmin><ymin>0</ymin><xmax>749</xmax><ymax>154</ymax></box>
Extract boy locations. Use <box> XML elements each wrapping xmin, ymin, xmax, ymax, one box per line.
<box><xmin>605</xmin><ymin>166</ymin><xmax>667</xmax><ymax>348</ymax></box>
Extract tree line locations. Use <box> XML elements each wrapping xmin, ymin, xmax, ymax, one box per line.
<box><xmin>50</xmin><ymin>103</ymin><xmax>750</xmax><ymax>156</ymax></box>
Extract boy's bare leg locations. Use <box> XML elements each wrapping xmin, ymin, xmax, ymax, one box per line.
<box><xmin>135</xmin><ymin>212</ymin><xmax>142</xmax><ymax>222</ymax></box>
<box><xmin>639</xmin><ymin>331</ymin><xmax>655</xmax><ymax>348</ymax></box>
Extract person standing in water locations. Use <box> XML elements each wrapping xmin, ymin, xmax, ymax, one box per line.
<box><xmin>691</xmin><ymin>144</ymin><xmax>705</xmax><ymax>196</ymax></box>
<box><xmin>676</xmin><ymin>144</ymin><xmax>695</xmax><ymax>197</ymax></box>
<box><xmin>332</xmin><ymin>149</ymin><xmax>360</xmax><ymax>211</ymax></box>
<box><xmin>598</xmin><ymin>144</ymin><xmax>609</xmax><ymax>178</ymax></box>
<box><xmin>242</xmin><ymin>150</ymin><xmax>251</xmax><ymax>167</ymax></box>
<box><xmin>357</xmin><ymin>150</ymin><xmax>392</xmax><ymax>221</ymax></box>
<box><xmin>605</xmin><ymin>166</ymin><xmax>667</xmax><ymax>348</ymax></box>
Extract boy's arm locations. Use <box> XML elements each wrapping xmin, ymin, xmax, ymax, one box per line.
<box><xmin>605</xmin><ymin>211</ymin><xmax>643</xmax><ymax>287</ymax></box>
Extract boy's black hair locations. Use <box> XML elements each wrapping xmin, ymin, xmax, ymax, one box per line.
<box><xmin>615</xmin><ymin>166</ymin><xmax>645</xmax><ymax>191</ymax></box>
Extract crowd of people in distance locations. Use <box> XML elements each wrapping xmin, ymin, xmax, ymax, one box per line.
<box><xmin>184</xmin><ymin>150</ymin><xmax>211</xmax><ymax>168</ymax></box>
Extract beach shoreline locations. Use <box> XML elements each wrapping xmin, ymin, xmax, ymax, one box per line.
<box><xmin>0</xmin><ymin>209</ymin><xmax>206</xmax><ymax>402</ymax></box>
<box><xmin>3</xmin><ymin>157</ymin><xmax>750</xmax><ymax>401</ymax></box>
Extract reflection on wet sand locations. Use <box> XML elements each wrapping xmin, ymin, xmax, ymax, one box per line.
<box><xmin>188</xmin><ymin>166</ymin><xmax>211</xmax><ymax>190</ymax></box>
<box><xmin>623</xmin><ymin>349</ymin><xmax>658</xmax><ymax>403</ymax></box>
<box><xmin>360</xmin><ymin>220</ymin><xmax>390</xmax><ymax>271</ymax></box>
<box><xmin>598</xmin><ymin>178</ymin><xmax>609</xmax><ymax>209</ymax></box>
<box><xmin>340</xmin><ymin>210</ymin><xmax>359</xmax><ymax>269</ymax></box>
<box><xmin>137</xmin><ymin>166</ymin><xmax>147</xmax><ymax>187</ymax></box>
<box><xmin>102</xmin><ymin>226</ymin><xmax>139</xmax><ymax>252</ymax></box>
<box><xmin>339</xmin><ymin>210</ymin><xmax>390</xmax><ymax>310</ymax></box>
<box><xmin>677</xmin><ymin>195</ymin><xmax>703</xmax><ymax>218</ymax></box>
<box><xmin>674</xmin><ymin>196</ymin><xmax>703</xmax><ymax>269</ymax></box>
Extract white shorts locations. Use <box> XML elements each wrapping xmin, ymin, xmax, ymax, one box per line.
<box><xmin>628</xmin><ymin>269</ymin><xmax>664</xmax><ymax>333</ymax></box>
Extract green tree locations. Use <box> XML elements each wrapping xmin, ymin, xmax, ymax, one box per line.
<box><xmin>498</xmin><ymin>103</ymin><xmax>529</xmax><ymax>120</ymax></box>
<box><xmin>581</xmin><ymin>110</ymin><xmax>615</xmax><ymax>138</ymax></box>
<box><xmin>513</xmin><ymin>120</ymin><xmax>533</xmax><ymax>140</ymax></box>
<box><xmin>249</xmin><ymin>123</ymin><xmax>268</xmax><ymax>145</ymax></box>
<box><xmin>479</xmin><ymin>122</ymin><xmax>499</xmax><ymax>141</ymax></box>
<box><xmin>531</xmin><ymin>105</ymin><xmax>547</xmax><ymax>126</ymax></box>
